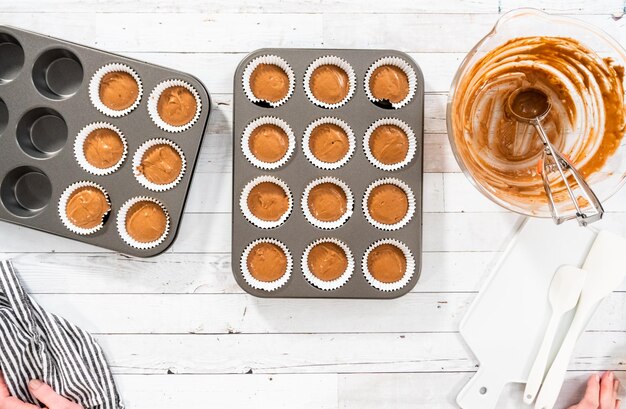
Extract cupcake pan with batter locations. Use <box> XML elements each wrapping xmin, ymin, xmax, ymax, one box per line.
<box><xmin>233</xmin><ymin>48</ymin><xmax>424</xmax><ymax>299</ymax></box>
<box><xmin>0</xmin><ymin>26</ymin><xmax>211</xmax><ymax>257</ymax></box>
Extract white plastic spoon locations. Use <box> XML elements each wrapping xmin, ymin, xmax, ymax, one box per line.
<box><xmin>523</xmin><ymin>265</ymin><xmax>586</xmax><ymax>404</ymax></box>
<box><xmin>535</xmin><ymin>230</ymin><xmax>626</xmax><ymax>409</ymax></box>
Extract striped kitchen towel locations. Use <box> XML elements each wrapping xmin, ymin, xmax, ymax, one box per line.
<box><xmin>0</xmin><ymin>259</ymin><xmax>124</xmax><ymax>409</ymax></box>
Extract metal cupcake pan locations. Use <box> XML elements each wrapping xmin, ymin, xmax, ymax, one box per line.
<box><xmin>232</xmin><ymin>48</ymin><xmax>424</xmax><ymax>299</ymax></box>
<box><xmin>0</xmin><ymin>26</ymin><xmax>211</xmax><ymax>257</ymax></box>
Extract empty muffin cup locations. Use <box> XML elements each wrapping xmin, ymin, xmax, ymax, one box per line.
<box><xmin>363</xmin><ymin>178</ymin><xmax>416</xmax><ymax>231</ymax></box>
<box><xmin>32</xmin><ymin>48</ymin><xmax>83</xmax><ymax>100</ymax></box>
<box><xmin>304</xmin><ymin>56</ymin><xmax>356</xmax><ymax>109</ymax></box>
<box><xmin>302</xmin><ymin>176</ymin><xmax>354</xmax><ymax>229</ymax></box>
<box><xmin>16</xmin><ymin>107</ymin><xmax>67</xmax><ymax>158</ymax></box>
<box><xmin>133</xmin><ymin>138</ymin><xmax>186</xmax><ymax>192</ymax></box>
<box><xmin>364</xmin><ymin>56</ymin><xmax>417</xmax><ymax>109</ymax></box>
<box><xmin>89</xmin><ymin>63</ymin><xmax>143</xmax><ymax>117</ymax></box>
<box><xmin>241</xmin><ymin>237</ymin><xmax>293</xmax><ymax>291</ymax></box>
<box><xmin>58</xmin><ymin>181</ymin><xmax>111</xmax><ymax>235</ymax></box>
<box><xmin>303</xmin><ymin>117</ymin><xmax>355</xmax><ymax>170</ymax></box>
<box><xmin>148</xmin><ymin>79</ymin><xmax>202</xmax><ymax>133</ymax></box>
<box><xmin>0</xmin><ymin>166</ymin><xmax>52</xmax><ymax>217</ymax></box>
<box><xmin>240</xmin><ymin>175</ymin><xmax>293</xmax><ymax>229</ymax></box>
<box><xmin>0</xmin><ymin>33</ymin><xmax>24</xmax><ymax>84</ymax></box>
<box><xmin>117</xmin><ymin>196</ymin><xmax>170</xmax><ymax>250</ymax></box>
<box><xmin>242</xmin><ymin>55</ymin><xmax>295</xmax><ymax>108</ymax></box>
<box><xmin>302</xmin><ymin>237</ymin><xmax>354</xmax><ymax>291</ymax></box>
<box><xmin>0</xmin><ymin>97</ymin><xmax>8</xmax><ymax>135</ymax></box>
<box><xmin>363</xmin><ymin>238</ymin><xmax>415</xmax><ymax>292</ymax></box>
<box><xmin>241</xmin><ymin>116</ymin><xmax>295</xmax><ymax>170</ymax></box>
<box><xmin>74</xmin><ymin>122</ymin><xmax>127</xmax><ymax>176</ymax></box>
<box><xmin>363</xmin><ymin>118</ymin><xmax>416</xmax><ymax>171</ymax></box>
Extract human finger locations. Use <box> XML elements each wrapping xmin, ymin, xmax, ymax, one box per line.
<box><xmin>28</xmin><ymin>379</ymin><xmax>79</xmax><ymax>409</ymax></box>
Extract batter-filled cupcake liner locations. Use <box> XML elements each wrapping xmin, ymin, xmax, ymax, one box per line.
<box><xmin>364</xmin><ymin>56</ymin><xmax>417</xmax><ymax>109</ymax></box>
<box><xmin>147</xmin><ymin>79</ymin><xmax>202</xmax><ymax>133</ymax></box>
<box><xmin>241</xmin><ymin>116</ymin><xmax>296</xmax><ymax>170</ymax></box>
<box><xmin>363</xmin><ymin>117</ymin><xmax>417</xmax><ymax>171</ymax></box>
<box><xmin>303</xmin><ymin>55</ymin><xmax>356</xmax><ymax>109</ymax></box>
<box><xmin>116</xmin><ymin>196</ymin><xmax>170</xmax><ymax>250</ymax></box>
<box><xmin>302</xmin><ymin>176</ymin><xmax>354</xmax><ymax>230</ymax></box>
<box><xmin>240</xmin><ymin>237</ymin><xmax>293</xmax><ymax>291</ymax></box>
<box><xmin>58</xmin><ymin>181</ymin><xmax>111</xmax><ymax>236</ymax></box>
<box><xmin>74</xmin><ymin>122</ymin><xmax>128</xmax><ymax>176</ymax></box>
<box><xmin>362</xmin><ymin>177</ymin><xmax>416</xmax><ymax>231</ymax></box>
<box><xmin>302</xmin><ymin>117</ymin><xmax>356</xmax><ymax>170</ymax></box>
<box><xmin>240</xmin><ymin>175</ymin><xmax>293</xmax><ymax>229</ymax></box>
<box><xmin>362</xmin><ymin>238</ymin><xmax>415</xmax><ymax>292</ymax></box>
<box><xmin>132</xmin><ymin>138</ymin><xmax>187</xmax><ymax>192</ymax></box>
<box><xmin>89</xmin><ymin>63</ymin><xmax>143</xmax><ymax>117</ymax></box>
<box><xmin>301</xmin><ymin>237</ymin><xmax>354</xmax><ymax>291</ymax></box>
<box><xmin>242</xmin><ymin>55</ymin><xmax>295</xmax><ymax>108</ymax></box>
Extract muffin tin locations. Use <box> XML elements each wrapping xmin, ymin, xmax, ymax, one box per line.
<box><xmin>232</xmin><ymin>48</ymin><xmax>424</xmax><ymax>298</ymax></box>
<box><xmin>0</xmin><ymin>26</ymin><xmax>211</xmax><ymax>257</ymax></box>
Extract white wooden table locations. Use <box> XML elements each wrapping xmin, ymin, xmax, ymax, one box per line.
<box><xmin>1</xmin><ymin>1</ymin><xmax>625</xmax><ymax>408</ymax></box>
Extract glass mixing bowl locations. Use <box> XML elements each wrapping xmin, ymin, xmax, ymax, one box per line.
<box><xmin>447</xmin><ymin>8</ymin><xmax>626</xmax><ymax>219</ymax></box>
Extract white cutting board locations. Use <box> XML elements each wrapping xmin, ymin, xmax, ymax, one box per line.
<box><xmin>456</xmin><ymin>218</ymin><xmax>596</xmax><ymax>409</ymax></box>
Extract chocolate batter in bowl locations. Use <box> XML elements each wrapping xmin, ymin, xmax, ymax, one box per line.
<box><xmin>448</xmin><ymin>9</ymin><xmax>626</xmax><ymax>219</ymax></box>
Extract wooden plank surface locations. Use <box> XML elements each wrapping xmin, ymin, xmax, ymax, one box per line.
<box><xmin>1</xmin><ymin>1</ymin><xmax>625</xmax><ymax>408</ymax></box>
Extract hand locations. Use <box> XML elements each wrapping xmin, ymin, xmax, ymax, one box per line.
<box><xmin>568</xmin><ymin>371</ymin><xmax>621</xmax><ymax>409</ymax></box>
<box><xmin>0</xmin><ymin>372</ymin><xmax>83</xmax><ymax>409</ymax></box>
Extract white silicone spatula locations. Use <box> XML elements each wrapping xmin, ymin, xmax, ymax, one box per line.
<box><xmin>523</xmin><ymin>265</ymin><xmax>587</xmax><ymax>404</ymax></box>
<box><xmin>535</xmin><ymin>230</ymin><xmax>626</xmax><ymax>409</ymax></box>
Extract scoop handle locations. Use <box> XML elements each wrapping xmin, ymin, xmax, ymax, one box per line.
<box><xmin>523</xmin><ymin>313</ymin><xmax>560</xmax><ymax>404</ymax></box>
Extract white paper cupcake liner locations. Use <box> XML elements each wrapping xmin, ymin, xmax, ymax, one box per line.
<box><xmin>116</xmin><ymin>196</ymin><xmax>170</xmax><ymax>250</ymax></box>
<box><xmin>74</xmin><ymin>122</ymin><xmax>128</xmax><ymax>176</ymax></box>
<box><xmin>132</xmin><ymin>138</ymin><xmax>187</xmax><ymax>192</ymax></box>
<box><xmin>303</xmin><ymin>55</ymin><xmax>356</xmax><ymax>109</ymax></box>
<box><xmin>241</xmin><ymin>116</ymin><xmax>295</xmax><ymax>170</ymax></box>
<box><xmin>148</xmin><ymin>79</ymin><xmax>202</xmax><ymax>133</ymax></box>
<box><xmin>363</xmin><ymin>118</ymin><xmax>417</xmax><ymax>171</ymax></box>
<box><xmin>362</xmin><ymin>238</ymin><xmax>416</xmax><ymax>292</ymax></box>
<box><xmin>302</xmin><ymin>176</ymin><xmax>354</xmax><ymax>230</ymax></box>
<box><xmin>89</xmin><ymin>63</ymin><xmax>143</xmax><ymax>117</ymax></box>
<box><xmin>364</xmin><ymin>56</ymin><xmax>417</xmax><ymax>109</ymax></box>
<box><xmin>240</xmin><ymin>175</ymin><xmax>293</xmax><ymax>229</ymax></box>
<box><xmin>301</xmin><ymin>237</ymin><xmax>354</xmax><ymax>291</ymax></box>
<box><xmin>363</xmin><ymin>178</ymin><xmax>416</xmax><ymax>231</ymax></box>
<box><xmin>240</xmin><ymin>238</ymin><xmax>293</xmax><ymax>291</ymax></box>
<box><xmin>58</xmin><ymin>181</ymin><xmax>111</xmax><ymax>236</ymax></box>
<box><xmin>302</xmin><ymin>117</ymin><xmax>355</xmax><ymax>170</ymax></box>
<box><xmin>242</xmin><ymin>55</ymin><xmax>295</xmax><ymax>108</ymax></box>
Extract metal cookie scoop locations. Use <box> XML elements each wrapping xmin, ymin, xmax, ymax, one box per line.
<box><xmin>506</xmin><ymin>87</ymin><xmax>604</xmax><ymax>226</ymax></box>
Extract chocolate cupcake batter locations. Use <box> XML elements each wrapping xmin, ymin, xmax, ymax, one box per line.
<box><xmin>309</xmin><ymin>64</ymin><xmax>350</xmax><ymax>104</ymax></box>
<box><xmin>249</xmin><ymin>124</ymin><xmax>289</xmax><ymax>163</ymax></box>
<box><xmin>309</xmin><ymin>123</ymin><xmax>350</xmax><ymax>163</ymax></box>
<box><xmin>307</xmin><ymin>242</ymin><xmax>348</xmax><ymax>281</ymax></box>
<box><xmin>369</xmin><ymin>125</ymin><xmax>409</xmax><ymax>165</ymax></box>
<box><xmin>250</xmin><ymin>64</ymin><xmax>290</xmax><ymax>103</ymax></box>
<box><xmin>137</xmin><ymin>144</ymin><xmax>183</xmax><ymax>185</ymax></box>
<box><xmin>157</xmin><ymin>86</ymin><xmax>197</xmax><ymax>127</ymax></box>
<box><xmin>66</xmin><ymin>186</ymin><xmax>110</xmax><ymax>230</ymax></box>
<box><xmin>83</xmin><ymin>128</ymin><xmax>124</xmax><ymax>169</ymax></box>
<box><xmin>125</xmin><ymin>201</ymin><xmax>167</xmax><ymax>243</ymax></box>
<box><xmin>99</xmin><ymin>71</ymin><xmax>139</xmax><ymax>111</ymax></box>
<box><xmin>307</xmin><ymin>183</ymin><xmax>347</xmax><ymax>222</ymax></box>
<box><xmin>247</xmin><ymin>242</ymin><xmax>287</xmax><ymax>282</ymax></box>
<box><xmin>368</xmin><ymin>184</ymin><xmax>408</xmax><ymax>225</ymax></box>
<box><xmin>369</xmin><ymin>65</ymin><xmax>409</xmax><ymax>103</ymax></box>
<box><xmin>247</xmin><ymin>182</ymin><xmax>289</xmax><ymax>221</ymax></box>
<box><xmin>450</xmin><ymin>36</ymin><xmax>626</xmax><ymax>207</ymax></box>
<box><xmin>367</xmin><ymin>243</ymin><xmax>406</xmax><ymax>283</ymax></box>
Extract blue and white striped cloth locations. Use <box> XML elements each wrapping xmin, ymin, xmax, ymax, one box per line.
<box><xmin>0</xmin><ymin>260</ymin><xmax>123</xmax><ymax>409</ymax></box>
